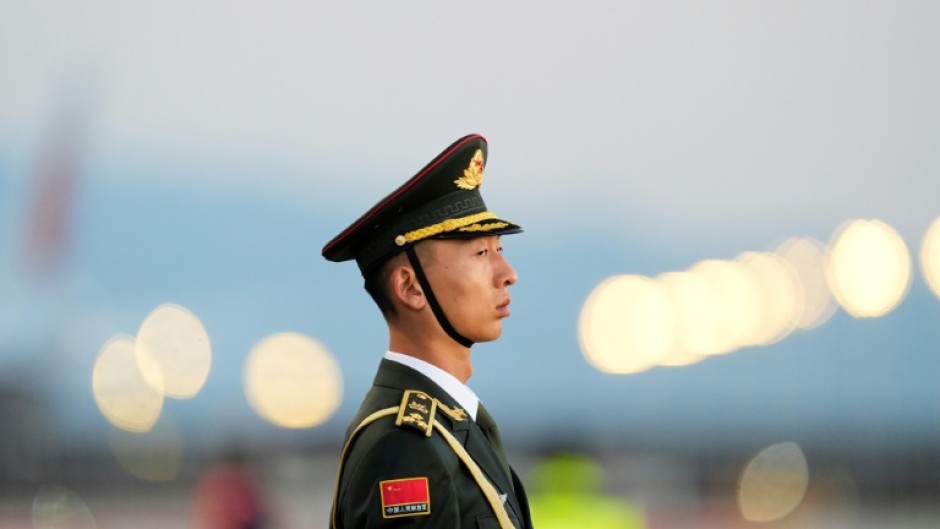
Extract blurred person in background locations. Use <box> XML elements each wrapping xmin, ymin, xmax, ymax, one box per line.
<box><xmin>192</xmin><ymin>449</ymin><xmax>268</xmax><ymax>529</ymax></box>
<box><xmin>527</xmin><ymin>452</ymin><xmax>647</xmax><ymax>529</ymax></box>
<box><xmin>322</xmin><ymin>134</ymin><xmax>533</xmax><ymax>528</ymax></box>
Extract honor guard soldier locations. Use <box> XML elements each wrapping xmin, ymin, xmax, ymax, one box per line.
<box><xmin>322</xmin><ymin>134</ymin><xmax>534</xmax><ymax>528</ymax></box>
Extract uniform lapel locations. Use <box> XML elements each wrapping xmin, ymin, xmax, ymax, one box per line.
<box><xmin>511</xmin><ymin>468</ymin><xmax>533</xmax><ymax>529</ymax></box>
<box><xmin>466</xmin><ymin>413</ymin><xmax>524</xmax><ymax>521</ymax></box>
<box><xmin>476</xmin><ymin>404</ymin><xmax>511</xmax><ymax>479</ymax></box>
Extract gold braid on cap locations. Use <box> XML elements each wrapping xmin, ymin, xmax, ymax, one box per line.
<box><xmin>395</xmin><ymin>212</ymin><xmax>498</xmax><ymax>246</ymax></box>
<box><xmin>458</xmin><ymin>222</ymin><xmax>509</xmax><ymax>233</ymax></box>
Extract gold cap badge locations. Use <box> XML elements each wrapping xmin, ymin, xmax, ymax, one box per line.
<box><xmin>454</xmin><ymin>149</ymin><xmax>484</xmax><ymax>190</ymax></box>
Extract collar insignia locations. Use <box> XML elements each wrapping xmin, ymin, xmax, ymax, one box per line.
<box><xmin>436</xmin><ymin>401</ymin><xmax>468</xmax><ymax>422</ymax></box>
<box><xmin>454</xmin><ymin>149</ymin><xmax>484</xmax><ymax>190</ymax></box>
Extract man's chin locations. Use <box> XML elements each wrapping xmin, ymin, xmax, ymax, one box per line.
<box><xmin>471</xmin><ymin>325</ymin><xmax>503</xmax><ymax>344</ymax></box>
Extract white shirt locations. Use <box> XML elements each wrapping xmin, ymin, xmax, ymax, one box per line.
<box><xmin>385</xmin><ymin>351</ymin><xmax>480</xmax><ymax>421</ymax></box>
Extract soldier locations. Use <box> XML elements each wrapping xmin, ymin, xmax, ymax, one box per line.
<box><xmin>322</xmin><ymin>134</ymin><xmax>533</xmax><ymax>528</ymax></box>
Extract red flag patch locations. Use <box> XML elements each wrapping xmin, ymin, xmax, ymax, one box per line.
<box><xmin>380</xmin><ymin>477</ymin><xmax>431</xmax><ymax>518</ymax></box>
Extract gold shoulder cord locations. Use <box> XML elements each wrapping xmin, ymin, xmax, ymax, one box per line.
<box><xmin>331</xmin><ymin>407</ymin><xmax>399</xmax><ymax>529</ymax></box>
<box><xmin>431</xmin><ymin>420</ymin><xmax>515</xmax><ymax>529</ymax></box>
<box><xmin>331</xmin><ymin>403</ymin><xmax>515</xmax><ymax>529</ymax></box>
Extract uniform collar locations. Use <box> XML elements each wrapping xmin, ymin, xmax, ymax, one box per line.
<box><xmin>385</xmin><ymin>351</ymin><xmax>479</xmax><ymax>421</ymax></box>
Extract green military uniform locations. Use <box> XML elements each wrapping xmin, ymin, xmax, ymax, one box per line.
<box><xmin>322</xmin><ymin>134</ymin><xmax>532</xmax><ymax>528</ymax></box>
<box><xmin>330</xmin><ymin>359</ymin><xmax>533</xmax><ymax>528</ymax></box>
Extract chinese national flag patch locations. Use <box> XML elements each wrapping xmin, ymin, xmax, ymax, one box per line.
<box><xmin>380</xmin><ymin>477</ymin><xmax>431</xmax><ymax>518</ymax></box>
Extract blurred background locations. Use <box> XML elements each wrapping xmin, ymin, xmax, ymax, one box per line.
<box><xmin>2</xmin><ymin>1</ymin><xmax>940</xmax><ymax>527</ymax></box>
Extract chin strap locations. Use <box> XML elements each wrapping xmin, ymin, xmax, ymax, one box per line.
<box><xmin>405</xmin><ymin>246</ymin><xmax>474</xmax><ymax>348</ymax></box>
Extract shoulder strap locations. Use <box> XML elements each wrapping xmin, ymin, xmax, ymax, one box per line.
<box><xmin>330</xmin><ymin>391</ymin><xmax>515</xmax><ymax>529</ymax></box>
<box><xmin>331</xmin><ymin>406</ymin><xmax>398</xmax><ymax>528</ymax></box>
<box><xmin>432</xmin><ymin>418</ymin><xmax>516</xmax><ymax>529</ymax></box>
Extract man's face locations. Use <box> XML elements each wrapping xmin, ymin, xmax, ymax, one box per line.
<box><xmin>421</xmin><ymin>236</ymin><xmax>517</xmax><ymax>343</ymax></box>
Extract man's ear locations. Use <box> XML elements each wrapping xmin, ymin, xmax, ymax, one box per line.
<box><xmin>388</xmin><ymin>264</ymin><xmax>426</xmax><ymax>311</ymax></box>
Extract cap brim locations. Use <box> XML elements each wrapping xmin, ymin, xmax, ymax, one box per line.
<box><xmin>431</xmin><ymin>218</ymin><xmax>523</xmax><ymax>240</ymax></box>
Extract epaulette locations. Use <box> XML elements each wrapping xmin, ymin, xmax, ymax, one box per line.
<box><xmin>395</xmin><ymin>390</ymin><xmax>437</xmax><ymax>437</ymax></box>
<box><xmin>394</xmin><ymin>390</ymin><xmax>470</xmax><ymax>437</ymax></box>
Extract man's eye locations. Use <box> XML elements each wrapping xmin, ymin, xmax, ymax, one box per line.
<box><xmin>496</xmin><ymin>246</ymin><xmax>504</xmax><ymax>253</ymax></box>
<box><xmin>477</xmin><ymin>248</ymin><xmax>488</xmax><ymax>256</ymax></box>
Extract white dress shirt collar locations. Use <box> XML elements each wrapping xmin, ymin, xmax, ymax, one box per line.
<box><xmin>385</xmin><ymin>351</ymin><xmax>479</xmax><ymax>421</ymax></box>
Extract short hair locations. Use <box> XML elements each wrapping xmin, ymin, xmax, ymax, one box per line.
<box><xmin>362</xmin><ymin>243</ymin><xmax>435</xmax><ymax>320</ymax></box>
<box><xmin>363</xmin><ymin>259</ymin><xmax>397</xmax><ymax>319</ymax></box>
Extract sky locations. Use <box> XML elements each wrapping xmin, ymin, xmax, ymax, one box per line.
<box><xmin>3</xmin><ymin>1</ymin><xmax>938</xmax><ymax>236</ymax></box>
<box><xmin>2</xmin><ymin>1</ymin><xmax>940</xmax><ymax>455</ymax></box>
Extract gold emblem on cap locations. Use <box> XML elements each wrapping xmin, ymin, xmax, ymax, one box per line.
<box><xmin>454</xmin><ymin>149</ymin><xmax>484</xmax><ymax>190</ymax></box>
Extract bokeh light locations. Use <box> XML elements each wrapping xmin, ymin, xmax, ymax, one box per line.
<box><xmin>576</xmin><ymin>219</ymin><xmax>921</xmax><ymax>374</ymax></box>
<box><xmin>110</xmin><ymin>415</ymin><xmax>184</xmax><ymax>482</ymax></box>
<box><xmin>244</xmin><ymin>333</ymin><xmax>343</xmax><ymax>428</ymax></box>
<box><xmin>920</xmin><ymin>216</ymin><xmax>940</xmax><ymax>299</ymax></box>
<box><xmin>136</xmin><ymin>303</ymin><xmax>212</xmax><ymax>399</ymax></box>
<box><xmin>687</xmin><ymin>259</ymin><xmax>762</xmax><ymax>354</ymax></box>
<box><xmin>736</xmin><ymin>252</ymin><xmax>803</xmax><ymax>346</ymax></box>
<box><xmin>827</xmin><ymin>219</ymin><xmax>911</xmax><ymax>318</ymax></box>
<box><xmin>32</xmin><ymin>485</ymin><xmax>96</xmax><ymax>529</ymax></box>
<box><xmin>578</xmin><ymin>275</ymin><xmax>674</xmax><ymax>374</ymax></box>
<box><xmin>738</xmin><ymin>441</ymin><xmax>810</xmax><ymax>523</ymax></box>
<box><xmin>92</xmin><ymin>334</ymin><xmax>164</xmax><ymax>433</ymax></box>
<box><xmin>653</xmin><ymin>271</ymin><xmax>717</xmax><ymax>365</ymax></box>
<box><xmin>774</xmin><ymin>237</ymin><xmax>837</xmax><ymax>330</ymax></box>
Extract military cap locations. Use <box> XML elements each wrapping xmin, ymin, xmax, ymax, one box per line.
<box><xmin>322</xmin><ymin>134</ymin><xmax>522</xmax><ymax>274</ymax></box>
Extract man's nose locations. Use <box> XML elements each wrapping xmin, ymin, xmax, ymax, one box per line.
<box><xmin>498</xmin><ymin>255</ymin><xmax>517</xmax><ymax>287</ymax></box>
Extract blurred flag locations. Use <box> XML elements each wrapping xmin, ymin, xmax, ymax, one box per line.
<box><xmin>22</xmin><ymin>95</ymin><xmax>88</xmax><ymax>283</ymax></box>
